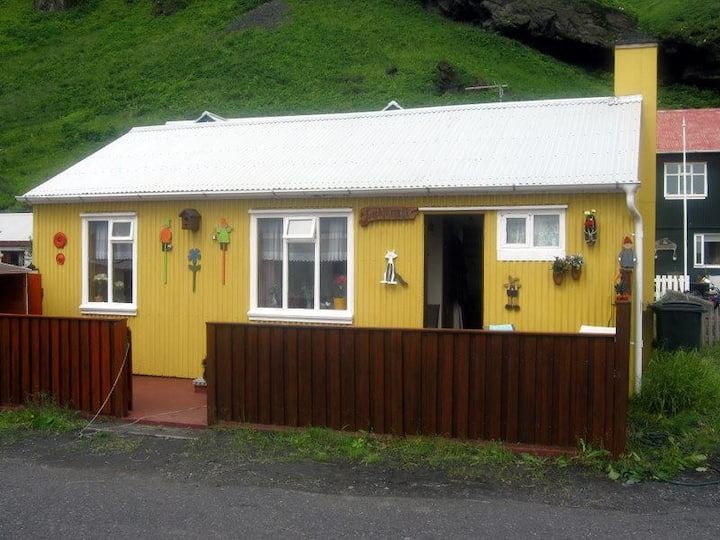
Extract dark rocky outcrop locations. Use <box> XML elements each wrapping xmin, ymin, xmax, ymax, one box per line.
<box><xmin>423</xmin><ymin>0</ymin><xmax>720</xmax><ymax>88</ymax></box>
<box><xmin>424</xmin><ymin>0</ymin><xmax>636</xmax><ymax>70</ymax></box>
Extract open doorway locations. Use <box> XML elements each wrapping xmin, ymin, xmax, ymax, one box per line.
<box><xmin>424</xmin><ymin>214</ymin><xmax>483</xmax><ymax>329</ymax></box>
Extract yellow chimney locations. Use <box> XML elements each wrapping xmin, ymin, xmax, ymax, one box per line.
<box><xmin>614</xmin><ymin>41</ymin><xmax>658</xmax><ymax>393</ymax></box>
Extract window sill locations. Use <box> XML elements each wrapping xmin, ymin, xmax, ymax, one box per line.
<box><xmin>248</xmin><ymin>308</ymin><xmax>352</xmax><ymax>325</ymax></box>
<box><xmin>80</xmin><ymin>303</ymin><xmax>137</xmax><ymax>317</ymax></box>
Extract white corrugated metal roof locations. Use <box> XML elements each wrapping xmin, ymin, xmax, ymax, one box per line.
<box><xmin>20</xmin><ymin>96</ymin><xmax>642</xmax><ymax>203</ymax></box>
<box><xmin>0</xmin><ymin>213</ymin><xmax>33</xmax><ymax>243</ymax></box>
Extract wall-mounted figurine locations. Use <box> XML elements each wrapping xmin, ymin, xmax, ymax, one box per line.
<box><xmin>504</xmin><ymin>275</ymin><xmax>521</xmax><ymax>311</ymax></box>
<box><xmin>188</xmin><ymin>248</ymin><xmax>201</xmax><ymax>293</ymax></box>
<box><xmin>381</xmin><ymin>250</ymin><xmax>397</xmax><ymax>284</ymax></box>
<box><xmin>380</xmin><ymin>249</ymin><xmax>407</xmax><ymax>286</ymax></box>
<box><xmin>584</xmin><ymin>209</ymin><xmax>597</xmax><ymax>245</ymax></box>
<box><xmin>212</xmin><ymin>218</ymin><xmax>232</xmax><ymax>285</ymax></box>
<box><xmin>160</xmin><ymin>219</ymin><xmax>172</xmax><ymax>284</ymax></box>
<box><xmin>618</xmin><ymin>235</ymin><xmax>636</xmax><ymax>294</ymax></box>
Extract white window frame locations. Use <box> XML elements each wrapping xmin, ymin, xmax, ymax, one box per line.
<box><xmin>80</xmin><ymin>212</ymin><xmax>138</xmax><ymax>316</ymax></box>
<box><xmin>248</xmin><ymin>209</ymin><xmax>353</xmax><ymax>324</ymax></box>
<box><xmin>497</xmin><ymin>207</ymin><xmax>566</xmax><ymax>261</ymax></box>
<box><xmin>664</xmin><ymin>162</ymin><xmax>707</xmax><ymax>199</ymax></box>
<box><xmin>694</xmin><ymin>233</ymin><xmax>720</xmax><ymax>268</ymax></box>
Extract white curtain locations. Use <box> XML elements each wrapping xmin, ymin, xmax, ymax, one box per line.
<box><xmin>260</xmin><ymin>219</ymin><xmax>283</xmax><ymax>261</ymax></box>
<box><xmin>320</xmin><ymin>217</ymin><xmax>346</xmax><ymax>261</ymax></box>
<box><xmin>533</xmin><ymin>215</ymin><xmax>559</xmax><ymax>247</ymax></box>
<box><xmin>260</xmin><ymin>217</ymin><xmax>347</xmax><ymax>262</ymax></box>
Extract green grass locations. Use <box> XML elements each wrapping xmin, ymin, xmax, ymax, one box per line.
<box><xmin>617</xmin><ymin>1</ymin><xmax>720</xmax><ymax>45</ymax></box>
<box><xmin>0</xmin><ymin>397</ymin><xmax>84</xmax><ymax>443</ymax></box>
<box><xmin>2</xmin><ymin>0</ymin><xmax>718</xmax><ymax>210</ymax></box>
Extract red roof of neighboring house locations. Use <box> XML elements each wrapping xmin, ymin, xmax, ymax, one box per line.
<box><xmin>657</xmin><ymin>109</ymin><xmax>720</xmax><ymax>153</ymax></box>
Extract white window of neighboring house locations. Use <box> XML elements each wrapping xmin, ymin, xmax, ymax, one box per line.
<box><xmin>664</xmin><ymin>162</ymin><xmax>708</xmax><ymax>199</ymax></box>
<box><xmin>497</xmin><ymin>209</ymin><xmax>565</xmax><ymax>261</ymax></box>
<box><xmin>249</xmin><ymin>209</ymin><xmax>353</xmax><ymax>324</ymax></box>
<box><xmin>694</xmin><ymin>233</ymin><xmax>720</xmax><ymax>268</ymax></box>
<box><xmin>81</xmin><ymin>213</ymin><xmax>137</xmax><ymax>315</ymax></box>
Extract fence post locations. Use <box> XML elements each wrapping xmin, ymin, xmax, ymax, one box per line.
<box><xmin>611</xmin><ymin>300</ymin><xmax>631</xmax><ymax>458</ymax></box>
<box><xmin>205</xmin><ymin>323</ymin><xmax>217</xmax><ymax>425</ymax></box>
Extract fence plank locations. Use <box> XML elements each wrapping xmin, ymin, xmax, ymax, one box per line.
<box><xmin>370</xmin><ymin>330</ymin><xmax>387</xmax><ymax>434</ymax></box>
<box><xmin>420</xmin><ymin>332</ymin><xmax>438</xmax><ymax>436</ymax></box>
<box><xmin>339</xmin><ymin>329</ymin><xmax>355</xmax><ymax>431</ymax></box>
<box><xmin>453</xmin><ymin>333</ymin><xmax>470</xmax><ymax>440</ymax></box>
<box><xmin>354</xmin><ymin>331</ymin><xmax>370</xmax><ymax>432</ymax></box>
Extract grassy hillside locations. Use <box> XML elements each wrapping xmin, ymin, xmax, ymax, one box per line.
<box><xmin>617</xmin><ymin>0</ymin><xmax>720</xmax><ymax>45</ymax></box>
<box><xmin>1</xmin><ymin>0</ymin><xmax>718</xmax><ymax>210</ymax></box>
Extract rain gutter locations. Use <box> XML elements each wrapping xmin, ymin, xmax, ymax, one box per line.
<box><xmin>623</xmin><ymin>184</ymin><xmax>644</xmax><ymax>394</ymax></box>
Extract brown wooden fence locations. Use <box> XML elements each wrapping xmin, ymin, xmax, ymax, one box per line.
<box><xmin>207</xmin><ymin>302</ymin><xmax>630</xmax><ymax>457</ymax></box>
<box><xmin>0</xmin><ymin>315</ymin><xmax>132</xmax><ymax>417</ymax></box>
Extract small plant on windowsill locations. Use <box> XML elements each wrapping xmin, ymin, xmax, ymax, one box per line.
<box><xmin>551</xmin><ymin>257</ymin><xmax>569</xmax><ymax>285</ymax></box>
<box><xmin>93</xmin><ymin>273</ymin><xmax>108</xmax><ymax>301</ymax></box>
<box><xmin>301</xmin><ymin>283</ymin><xmax>314</xmax><ymax>309</ymax></box>
<box><xmin>333</xmin><ymin>274</ymin><xmax>347</xmax><ymax>309</ymax></box>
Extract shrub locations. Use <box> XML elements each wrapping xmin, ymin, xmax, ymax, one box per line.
<box><xmin>632</xmin><ymin>348</ymin><xmax>720</xmax><ymax>416</ymax></box>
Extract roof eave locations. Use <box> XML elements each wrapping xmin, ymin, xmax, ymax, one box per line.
<box><xmin>18</xmin><ymin>182</ymin><xmax>639</xmax><ymax>204</ymax></box>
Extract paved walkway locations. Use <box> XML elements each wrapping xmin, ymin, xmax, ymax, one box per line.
<box><xmin>125</xmin><ymin>376</ymin><xmax>207</xmax><ymax>429</ymax></box>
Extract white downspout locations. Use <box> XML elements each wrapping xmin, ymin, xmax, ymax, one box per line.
<box><xmin>624</xmin><ymin>185</ymin><xmax>644</xmax><ymax>393</ymax></box>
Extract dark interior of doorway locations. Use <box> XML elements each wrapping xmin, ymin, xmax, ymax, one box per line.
<box><xmin>424</xmin><ymin>214</ymin><xmax>483</xmax><ymax>329</ymax></box>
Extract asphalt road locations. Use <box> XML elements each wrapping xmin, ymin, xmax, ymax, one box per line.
<box><xmin>1</xmin><ymin>425</ymin><xmax>719</xmax><ymax>539</ymax></box>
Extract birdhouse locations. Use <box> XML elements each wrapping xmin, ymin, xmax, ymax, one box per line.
<box><xmin>178</xmin><ymin>208</ymin><xmax>201</xmax><ymax>231</ymax></box>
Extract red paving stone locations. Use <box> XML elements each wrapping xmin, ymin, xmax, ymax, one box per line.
<box><xmin>125</xmin><ymin>376</ymin><xmax>207</xmax><ymax>429</ymax></box>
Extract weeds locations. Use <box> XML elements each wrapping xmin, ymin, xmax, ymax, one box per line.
<box><xmin>0</xmin><ymin>397</ymin><xmax>83</xmax><ymax>443</ymax></box>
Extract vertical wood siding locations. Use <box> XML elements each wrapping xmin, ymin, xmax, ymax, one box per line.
<box><xmin>34</xmin><ymin>191</ymin><xmax>638</xmax><ymax>380</ymax></box>
<box><xmin>206</xmin><ymin>302</ymin><xmax>630</xmax><ymax>457</ymax></box>
<box><xmin>0</xmin><ymin>315</ymin><xmax>131</xmax><ymax>417</ymax></box>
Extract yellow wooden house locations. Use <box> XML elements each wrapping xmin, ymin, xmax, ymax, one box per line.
<box><xmin>19</xmin><ymin>43</ymin><xmax>657</xmax><ymax>389</ymax></box>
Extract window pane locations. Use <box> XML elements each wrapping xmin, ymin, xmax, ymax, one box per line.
<box><xmin>506</xmin><ymin>217</ymin><xmax>526</xmax><ymax>244</ymax></box>
<box><xmin>111</xmin><ymin>243</ymin><xmax>133</xmax><ymax>303</ymax></box>
<box><xmin>112</xmin><ymin>221</ymin><xmax>132</xmax><ymax>237</ymax></box>
<box><xmin>533</xmin><ymin>215</ymin><xmax>559</xmax><ymax>246</ymax></box>
<box><xmin>89</xmin><ymin>221</ymin><xmax>109</xmax><ymax>301</ymax></box>
<box><xmin>286</xmin><ymin>217</ymin><xmax>315</xmax><ymax>238</ymax></box>
<box><xmin>288</xmin><ymin>243</ymin><xmax>314</xmax><ymax>308</ymax></box>
<box><xmin>320</xmin><ymin>217</ymin><xmax>347</xmax><ymax>261</ymax></box>
<box><xmin>320</xmin><ymin>218</ymin><xmax>348</xmax><ymax>308</ymax></box>
<box><xmin>258</xmin><ymin>218</ymin><xmax>283</xmax><ymax>307</ymax></box>
<box><xmin>704</xmin><ymin>235</ymin><xmax>720</xmax><ymax>266</ymax></box>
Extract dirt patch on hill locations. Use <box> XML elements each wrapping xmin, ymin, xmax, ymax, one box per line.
<box><xmin>226</xmin><ymin>0</ymin><xmax>291</xmax><ymax>32</ymax></box>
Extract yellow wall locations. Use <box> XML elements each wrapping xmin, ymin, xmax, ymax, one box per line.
<box><xmin>33</xmin><ymin>191</ymin><xmax>634</xmax><ymax>378</ymax></box>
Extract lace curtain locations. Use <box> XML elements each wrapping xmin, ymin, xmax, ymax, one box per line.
<box><xmin>259</xmin><ymin>217</ymin><xmax>346</xmax><ymax>261</ymax></box>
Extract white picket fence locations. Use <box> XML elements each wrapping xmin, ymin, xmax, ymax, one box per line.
<box><xmin>654</xmin><ymin>274</ymin><xmax>690</xmax><ymax>300</ymax></box>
